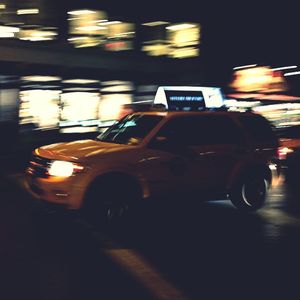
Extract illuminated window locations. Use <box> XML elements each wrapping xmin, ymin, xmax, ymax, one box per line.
<box><xmin>105</xmin><ymin>22</ymin><xmax>135</xmax><ymax>51</ymax></box>
<box><xmin>68</xmin><ymin>10</ymin><xmax>135</xmax><ymax>50</ymax></box>
<box><xmin>19</xmin><ymin>75</ymin><xmax>61</xmax><ymax>130</ymax></box>
<box><xmin>167</xmin><ymin>23</ymin><xmax>201</xmax><ymax>58</ymax></box>
<box><xmin>142</xmin><ymin>21</ymin><xmax>169</xmax><ymax>56</ymax></box>
<box><xmin>0</xmin><ymin>25</ymin><xmax>19</xmax><ymax>38</ymax></box>
<box><xmin>68</xmin><ymin>9</ymin><xmax>108</xmax><ymax>48</ymax></box>
<box><xmin>60</xmin><ymin>92</ymin><xmax>100</xmax><ymax>126</ymax></box>
<box><xmin>19</xmin><ymin>89</ymin><xmax>61</xmax><ymax>130</ymax></box>
<box><xmin>0</xmin><ymin>1</ymin><xmax>58</xmax><ymax>43</ymax></box>
<box><xmin>18</xmin><ymin>27</ymin><xmax>58</xmax><ymax>41</ymax></box>
<box><xmin>99</xmin><ymin>81</ymin><xmax>134</xmax><ymax>123</ymax></box>
<box><xmin>142</xmin><ymin>22</ymin><xmax>201</xmax><ymax>58</ymax></box>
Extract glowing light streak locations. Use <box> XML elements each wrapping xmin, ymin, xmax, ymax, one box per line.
<box><xmin>142</xmin><ymin>21</ymin><xmax>170</xmax><ymax>26</ymax></box>
<box><xmin>17</xmin><ymin>8</ymin><xmax>39</xmax><ymax>15</ymax></box>
<box><xmin>233</xmin><ymin>64</ymin><xmax>257</xmax><ymax>70</ymax></box>
<box><xmin>166</xmin><ymin>23</ymin><xmax>197</xmax><ymax>30</ymax></box>
<box><xmin>0</xmin><ymin>25</ymin><xmax>19</xmax><ymax>33</ymax></box>
<box><xmin>272</xmin><ymin>65</ymin><xmax>297</xmax><ymax>71</ymax></box>
<box><xmin>284</xmin><ymin>71</ymin><xmax>300</xmax><ymax>76</ymax></box>
<box><xmin>68</xmin><ymin>10</ymin><xmax>96</xmax><ymax>15</ymax></box>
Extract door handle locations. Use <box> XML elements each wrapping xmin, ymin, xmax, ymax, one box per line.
<box><xmin>198</xmin><ymin>151</ymin><xmax>215</xmax><ymax>156</ymax></box>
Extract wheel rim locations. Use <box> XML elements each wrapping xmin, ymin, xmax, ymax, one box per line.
<box><xmin>241</xmin><ymin>178</ymin><xmax>267</xmax><ymax>207</ymax></box>
<box><xmin>105</xmin><ymin>206</ymin><xmax>115</xmax><ymax>220</ymax></box>
<box><xmin>102</xmin><ymin>201</ymin><xmax>129</xmax><ymax>221</ymax></box>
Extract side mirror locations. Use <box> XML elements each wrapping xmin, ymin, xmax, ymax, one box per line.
<box><xmin>150</xmin><ymin>135</ymin><xmax>182</xmax><ymax>150</ymax></box>
<box><xmin>148</xmin><ymin>135</ymin><xmax>170</xmax><ymax>149</ymax></box>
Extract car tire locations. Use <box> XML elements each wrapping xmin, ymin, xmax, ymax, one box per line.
<box><xmin>83</xmin><ymin>177</ymin><xmax>140</xmax><ymax>225</ymax></box>
<box><xmin>230</xmin><ymin>172</ymin><xmax>268</xmax><ymax>211</ymax></box>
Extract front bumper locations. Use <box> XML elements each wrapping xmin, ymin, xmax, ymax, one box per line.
<box><xmin>24</xmin><ymin>173</ymin><xmax>86</xmax><ymax>210</ymax></box>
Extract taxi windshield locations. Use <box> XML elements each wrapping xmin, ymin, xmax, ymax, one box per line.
<box><xmin>96</xmin><ymin>114</ymin><xmax>163</xmax><ymax>145</ymax></box>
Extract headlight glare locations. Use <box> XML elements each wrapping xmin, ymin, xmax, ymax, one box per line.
<box><xmin>48</xmin><ymin>161</ymin><xmax>83</xmax><ymax>177</ymax></box>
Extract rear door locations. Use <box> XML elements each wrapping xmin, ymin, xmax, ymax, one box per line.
<box><xmin>184</xmin><ymin>114</ymin><xmax>246</xmax><ymax>194</ymax></box>
<box><xmin>236</xmin><ymin>114</ymin><xmax>279</xmax><ymax>161</ymax></box>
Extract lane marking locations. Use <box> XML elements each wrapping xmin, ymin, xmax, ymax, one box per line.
<box><xmin>73</xmin><ymin>219</ymin><xmax>190</xmax><ymax>300</ymax></box>
<box><xmin>103</xmin><ymin>248</ymin><xmax>189</xmax><ymax>300</ymax></box>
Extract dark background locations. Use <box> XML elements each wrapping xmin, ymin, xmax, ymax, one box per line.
<box><xmin>65</xmin><ymin>1</ymin><xmax>299</xmax><ymax>86</ymax></box>
<box><xmin>4</xmin><ymin>1</ymin><xmax>300</xmax><ymax>89</ymax></box>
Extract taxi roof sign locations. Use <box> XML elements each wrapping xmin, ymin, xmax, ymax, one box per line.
<box><xmin>153</xmin><ymin>86</ymin><xmax>224</xmax><ymax>111</ymax></box>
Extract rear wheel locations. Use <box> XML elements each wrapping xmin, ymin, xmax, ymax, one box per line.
<box><xmin>230</xmin><ymin>172</ymin><xmax>268</xmax><ymax>211</ymax></box>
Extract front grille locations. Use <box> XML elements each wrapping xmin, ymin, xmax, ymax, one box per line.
<box><xmin>26</xmin><ymin>155</ymin><xmax>52</xmax><ymax>178</ymax></box>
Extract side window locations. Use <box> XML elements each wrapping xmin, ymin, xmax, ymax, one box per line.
<box><xmin>237</xmin><ymin>114</ymin><xmax>277</xmax><ymax>143</ymax></box>
<box><xmin>195</xmin><ymin>116</ymin><xmax>243</xmax><ymax>145</ymax></box>
<box><xmin>155</xmin><ymin>115</ymin><xmax>242</xmax><ymax>146</ymax></box>
<box><xmin>155</xmin><ymin>117</ymin><xmax>192</xmax><ymax>145</ymax></box>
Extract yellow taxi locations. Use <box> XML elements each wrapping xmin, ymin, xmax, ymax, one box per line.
<box><xmin>25</xmin><ymin>110</ymin><xmax>278</xmax><ymax>222</ymax></box>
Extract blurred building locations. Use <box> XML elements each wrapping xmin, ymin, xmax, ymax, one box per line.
<box><xmin>225</xmin><ymin>65</ymin><xmax>300</xmax><ymax>128</ymax></box>
<box><xmin>0</xmin><ymin>0</ymin><xmax>204</xmax><ymax>133</ymax></box>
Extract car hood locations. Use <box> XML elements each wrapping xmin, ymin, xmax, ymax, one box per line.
<box><xmin>35</xmin><ymin>139</ymin><xmax>132</xmax><ymax>161</ymax></box>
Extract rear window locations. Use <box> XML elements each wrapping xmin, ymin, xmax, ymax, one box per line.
<box><xmin>275</xmin><ymin>125</ymin><xmax>300</xmax><ymax>139</ymax></box>
<box><xmin>237</xmin><ymin>114</ymin><xmax>277</xmax><ymax>143</ymax></box>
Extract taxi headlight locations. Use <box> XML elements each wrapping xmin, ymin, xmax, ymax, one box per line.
<box><xmin>48</xmin><ymin>161</ymin><xmax>84</xmax><ymax>177</ymax></box>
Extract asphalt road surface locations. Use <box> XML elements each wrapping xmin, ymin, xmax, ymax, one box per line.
<box><xmin>1</xmin><ymin>173</ymin><xmax>300</xmax><ymax>300</ymax></box>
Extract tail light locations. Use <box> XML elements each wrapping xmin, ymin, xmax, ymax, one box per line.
<box><xmin>277</xmin><ymin>146</ymin><xmax>294</xmax><ymax>160</ymax></box>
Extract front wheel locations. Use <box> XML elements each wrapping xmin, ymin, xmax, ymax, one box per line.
<box><xmin>230</xmin><ymin>173</ymin><xmax>268</xmax><ymax>211</ymax></box>
<box><xmin>83</xmin><ymin>178</ymin><xmax>140</xmax><ymax>225</ymax></box>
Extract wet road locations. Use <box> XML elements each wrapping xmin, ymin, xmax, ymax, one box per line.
<box><xmin>1</xmin><ymin>173</ymin><xmax>300</xmax><ymax>300</ymax></box>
